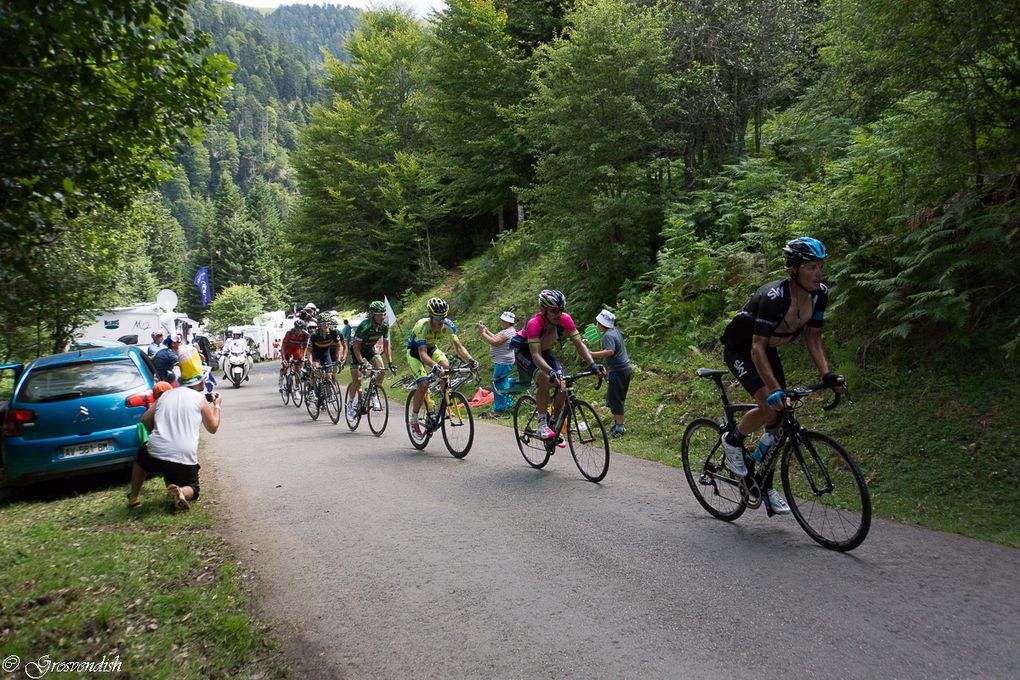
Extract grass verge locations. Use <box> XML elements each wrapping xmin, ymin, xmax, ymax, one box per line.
<box><xmin>0</xmin><ymin>470</ymin><xmax>287</xmax><ymax>679</ymax></box>
<box><xmin>389</xmin><ymin>250</ymin><xmax>1020</xmax><ymax>548</ymax></box>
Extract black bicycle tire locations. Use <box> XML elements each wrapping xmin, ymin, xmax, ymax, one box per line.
<box><xmin>566</xmin><ymin>399</ymin><xmax>610</xmax><ymax>483</ymax></box>
<box><xmin>345</xmin><ymin>385</ymin><xmax>362</xmax><ymax>431</ymax></box>
<box><xmin>404</xmin><ymin>389</ymin><xmax>431</xmax><ymax>450</ymax></box>
<box><xmin>292</xmin><ymin>373</ymin><xmax>304</xmax><ymax>407</ymax></box>
<box><xmin>325</xmin><ymin>381</ymin><xmax>342</xmax><ymax>424</ymax></box>
<box><xmin>681</xmin><ymin>418</ymin><xmax>747</xmax><ymax>521</ymax></box>
<box><xmin>305</xmin><ymin>379</ymin><xmax>321</xmax><ymax>421</ymax></box>
<box><xmin>781</xmin><ymin>431</ymin><xmax>871</xmax><ymax>552</ymax></box>
<box><xmin>279</xmin><ymin>371</ymin><xmax>290</xmax><ymax>405</ymax></box>
<box><xmin>513</xmin><ymin>395</ymin><xmax>551</xmax><ymax>469</ymax></box>
<box><xmin>368</xmin><ymin>384</ymin><xmax>389</xmax><ymax>437</ymax></box>
<box><xmin>441</xmin><ymin>391</ymin><xmax>473</xmax><ymax>458</ymax></box>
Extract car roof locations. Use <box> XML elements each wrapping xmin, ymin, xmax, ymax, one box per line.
<box><xmin>30</xmin><ymin>345</ymin><xmax>141</xmax><ymax>369</ymax></box>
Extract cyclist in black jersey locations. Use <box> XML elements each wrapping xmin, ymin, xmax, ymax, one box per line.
<box><xmin>719</xmin><ymin>237</ymin><xmax>844</xmax><ymax>515</ymax></box>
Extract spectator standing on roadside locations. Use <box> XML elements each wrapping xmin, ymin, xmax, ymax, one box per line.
<box><xmin>147</xmin><ymin>331</ymin><xmax>164</xmax><ymax>357</ymax></box>
<box><xmin>478</xmin><ymin>311</ymin><xmax>518</xmax><ymax>417</ymax></box>
<box><xmin>588</xmin><ymin>310</ymin><xmax>631</xmax><ymax>438</ymax></box>
<box><xmin>128</xmin><ymin>363</ymin><xmax>221</xmax><ymax>512</ymax></box>
<box><xmin>152</xmin><ymin>336</ymin><xmax>180</xmax><ymax>384</ymax></box>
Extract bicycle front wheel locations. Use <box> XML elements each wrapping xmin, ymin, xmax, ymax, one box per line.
<box><xmin>324</xmin><ymin>381</ymin><xmax>342</xmax><ymax>424</ymax></box>
<box><xmin>681</xmin><ymin>418</ymin><xmax>746</xmax><ymax>521</ymax></box>
<box><xmin>345</xmin><ymin>389</ymin><xmax>362</xmax><ymax>431</ymax></box>
<box><xmin>367</xmin><ymin>385</ymin><xmax>389</xmax><ymax>437</ymax></box>
<box><xmin>781</xmin><ymin>431</ymin><xmax>871</xmax><ymax>552</ymax></box>
<box><xmin>513</xmin><ymin>395</ymin><xmax>551</xmax><ymax>469</ymax></box>
<box><xmin>567</xmin><ymin>399</ymin><xmax>609</xmax><ymax>483</ymax></box>
<box><xmin>305</xmin><ymin>381</ymin><xmax>321</xmax><ymax>421</ymax></box>
<box><xmin>292</xmin><ymin>372</ymin><xmax>304</xmax><ymax>407</ymax></box>
<box><xmin>441</xmin><ymin>391</ymin><xmax>473</xmax><ymax>458</ymax></box>
<box><xmin>404</xmin><ymin>390</ymin><xmax>431</xmax><ymax>450</ymax></box>
<box><xmin>279</xmin><ymin>371</ymin><xmax>290</xmax><ymax>405</ymax></box>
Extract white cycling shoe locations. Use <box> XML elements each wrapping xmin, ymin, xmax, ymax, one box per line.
<box><xmin>765</xmin><ymin>489</ymin><xmax>791</xmax><ymax>515</ymax></box>
<box><xmin>721</xmin><ymin>435</ymin><xmax>748</xmax><ymax>477</ymax></box>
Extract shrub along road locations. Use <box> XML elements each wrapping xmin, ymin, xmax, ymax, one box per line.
<box><xmin>206</xmin><ymin>363</ymin><xmax>1019</xmax><ymax>679</ymax></box>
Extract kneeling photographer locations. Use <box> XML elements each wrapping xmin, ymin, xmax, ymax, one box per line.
<box><xmin>128</xmin><ymin>348</ymin><xmax>222</xmax><ymax>512</ymax></box>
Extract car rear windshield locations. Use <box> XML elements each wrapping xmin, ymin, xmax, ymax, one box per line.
<box><xmin>18</xmin><ymin>360</ymin><xmax>146</xmax><ymax>403</ymax></box>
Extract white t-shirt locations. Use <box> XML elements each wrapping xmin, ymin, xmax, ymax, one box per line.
<box><xmin>225</xmin><ymin>338</ymin><xmax>248</xmax><ymax>354</ymax></box>
<box><xmin>490</xmin><ymin>327</ymin><xmax>517</xmax><ymax>365</ymax></box>
<box><xmin>146</xmin><ymin>386</ymin><xmax>207</xmax><ymax>466</ymax></box>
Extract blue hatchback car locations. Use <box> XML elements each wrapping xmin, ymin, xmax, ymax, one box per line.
<box><xmin>1</xmin><ymin>346</ymin><xmax>156</xmax><ymax>486</ymax></box>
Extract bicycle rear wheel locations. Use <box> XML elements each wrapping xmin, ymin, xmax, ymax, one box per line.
<box><xmin>324</xmin><ymin>381</ymin><xmax>342</xmax><ymax>424</ymax></box>
<box><xmin>513</xmin><ymin>395</ymin><xmax>551</xmax><ymax>469</ymax></box>
<box><xmin>781</xmin><ymin>431</ymin><xmax>871</xmax><ymax>551</ymax></box>
<box><xmin>367</xmin><ymin>384</ymin><xmax>389</xmax><ymax>436</ymax></box>
<box><xmin>305</xmin><ymin>380</ymin><xmax>321</xmax><ymax>421</ymax></box>
<box><xmin>567</xmin><ymin>399</ymin><xmax>609</xmax><ymax>482</ymax></box>
<box><xmin>681</xmin><ymin>418</ymin><xmax>747</xmax><ymax>521</ymax></box>
<box><xmin>278</xmin><ymin>371</ymin><xmax>290</xmax><ymax>405</ymax></box>
<box><xmin>441</xmin><ymin>391</ymin><xmax>473</xmax><ymax>458</ymax></box>
<box><xmin>404</xmin><ymin>390</ymin><xmax>431</xmax><ymax>449</ymax></box>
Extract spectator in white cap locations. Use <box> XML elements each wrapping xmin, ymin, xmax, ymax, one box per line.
<box><xmin>478</xmin><ymin>311</ymin><xmax>518</xmax><ymax>417</ymax></box>
<box><xmin>589</xmin><ymin>309</ymin><xmax>631</xmax><ymax>437</ymax></box>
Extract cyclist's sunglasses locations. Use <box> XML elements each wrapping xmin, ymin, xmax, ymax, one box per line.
<box><xmin>544</xmin><ymin>307</ymin><xmax>564</xmax><ymax>314</ymax></box>
<box><xmin>431</xmin><ymin>315</ymin><xmax>446</xmax><ymax>321</ymax></box>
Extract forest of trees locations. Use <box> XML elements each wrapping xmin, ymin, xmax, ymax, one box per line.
<box><xmin>291</xmin><ymin>0</ymin><xmax>1019</xmax><ymax>363</ymax></box>
<box><xmin>3</xmin><ymin>0</ymin><xmax>1017</xmax><ymax>366</ymax></box>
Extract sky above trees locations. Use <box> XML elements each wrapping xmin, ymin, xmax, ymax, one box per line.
<box><xmin>228</xmin><ymin>0</ymin><xmax>446</xmax><ymax>18</ymax></box>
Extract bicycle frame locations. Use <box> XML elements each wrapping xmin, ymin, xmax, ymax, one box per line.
<box><xmin>419</xmin><ymin>366</ymin><xmax>476</xmax><ymax>434</ymax></box>
<box><xmin>699</xmin><ymin>369</ymin><xmax>848</xmax><ymax>508</ymax></box>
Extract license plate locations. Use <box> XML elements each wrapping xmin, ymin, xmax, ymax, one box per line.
<box><xmin>59</xmin><ymin>440</ymin><xmax>115</xmax><ymax>459</ymax></box>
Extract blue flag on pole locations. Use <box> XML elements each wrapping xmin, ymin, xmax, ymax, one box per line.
<box><xmin>194</xmin><ymin>268</ymin><xmax>211</xmax><ymax>307</ymax></box>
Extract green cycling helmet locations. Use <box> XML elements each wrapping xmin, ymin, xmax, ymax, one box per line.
<box><xmin>369</xmin><ymin>301</ymin><xmax>386</xmax><ymax>314</ymax></box>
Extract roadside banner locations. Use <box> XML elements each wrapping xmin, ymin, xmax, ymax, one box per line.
<box><xmin>194</xmin><ymin>267</ymin><xmax>211</xmax><ymax>307</ymax></box>
<box><xmin>383</xmin><ymin>295</ymin><xmax>397</xmax><ymax>326</ymax></box>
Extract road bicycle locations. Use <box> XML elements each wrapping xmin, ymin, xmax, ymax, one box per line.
<box><xmin>346</xmin><ymin>365</ymin><xmax>391</xmax><ymax>436</ymax></box>
<box><xmin>403</xmin><ymin>364</ymin><xmax>478</xmax><ymax>458</ymax></box>
<box><xmin>681</xmin><ymin>368</ymin><xmax>871</xmax><ymax>552</ymax></box>
<box><xmin>278</xmin><ymin>357</ymin><xmax>304</xmax><ymax>406</ymax></box>
<box><xmin>303</xmin><ymin>362</ymin><xmax>342</xmax><ymax>424</ymax></box>
<box><xmin>513</xmin><ymin>368</ymin><xmax>610</xmax><ymax>483</ymax></box>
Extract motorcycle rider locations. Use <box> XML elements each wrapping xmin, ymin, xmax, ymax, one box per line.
<box><xmin>222</xmin><ymin>331</ymin><xmax>253</xmax><ymax>383</ymax></box>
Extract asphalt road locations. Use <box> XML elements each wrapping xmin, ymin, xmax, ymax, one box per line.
<box><xmin>205</xmin><ymin>363</ymin><xmax>1020</xmax><ymax>679</ymax></box>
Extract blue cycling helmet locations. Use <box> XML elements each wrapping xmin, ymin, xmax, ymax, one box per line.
<box><xmin>783</xmin><ymin>237</ymin><xmax>828</xmax><ymax>267</ymax></box>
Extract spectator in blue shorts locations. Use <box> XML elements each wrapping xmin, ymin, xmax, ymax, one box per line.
<box><xmin>589</xmin><ymin>310</ymin><xmax>631</xmax><ymax>438</ymax></box>
<box><xmin>478</xmin><ymin>311</ymin><xmax>518</xmax><ymax>417</ymax></box>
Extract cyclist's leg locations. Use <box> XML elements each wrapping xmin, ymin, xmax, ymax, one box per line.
<box><xmin>407</xmin><ymin>350</ymin><xmax>430</xmax><ymax>414</ymax></box>
<box><xmin>724</xmin><ymin>346</ymin><xmax>782</xmax><ymax>436</ymax></box>
<box><xmin>545</xmin><ymin>352</ymin><xmax>566</xmax><ymax>413</ymax></box>
<box><xmin>515</xmin><ymin>347</ymin><xmax>547</xmax><ymax>412</ymax></box>
<box><xmin>347</xmin><ymin>360</ymin><xmax>360</xmax><ymax>401</ymax></box>
<box><xmin>371</xmin><ymin>354</ymin><xmax>385</xmax><ymax>385</ymax></box>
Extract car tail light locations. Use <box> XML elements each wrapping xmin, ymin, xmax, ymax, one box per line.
<box><xmin>125</xmin><ymin>391</ymin><xmax>154</xmax><ymax>409</ymax></box>
<box><xmin>4</xmin><ymin>408</ymin><xmax>36</xmax><ymax>437</ymax></box>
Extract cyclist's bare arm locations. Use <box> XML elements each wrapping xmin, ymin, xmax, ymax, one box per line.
<box><xmin>804</xmin><ymin>326</ymin><xmax>830</xmax><ymax>376</ymax></box>
<box><xmin>417</xmin><ymin>344</ymin><xmax>436</xmax><ymax>369</ymax></box>
<box><xmin>352</xmin><ymin>338</ymin><xmax>365</xmax><ymax>365</ymax></box>
<box><xmin>383</xmin><ymin>339</ymin><xmax>392</xmax><ymax>365</ymax></box>
<box><xmin>751</xmin><ymin>335</ymin><xmax>783</xmax><ymax>397</ymax></box>
<box><xmin>571</xmin><ymin>334</ymin><xmax>598</xmax><ymax>366</ymax></box>
<box><xmin>452</xmin><ymin>336</ymin><xmax>473</xmax><ymax>364</ymax></box>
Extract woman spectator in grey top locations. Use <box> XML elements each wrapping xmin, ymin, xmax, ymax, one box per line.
<box><xmin>478</xmin><ymin>311</ymin><xmax>518</xmax><ymax>417</ymax></box>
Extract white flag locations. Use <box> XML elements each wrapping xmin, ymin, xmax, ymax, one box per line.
<box><xmin>383</xmin><ymin>295</ymin><xmax>397</xmax><ymax>326</ymax></box>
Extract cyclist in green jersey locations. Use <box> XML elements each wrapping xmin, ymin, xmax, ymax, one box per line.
<box><xmin>405</xmin><ymin>297</ymin><xmax>478</xmax><ymax>438</ymax></box>
<box><xmin>346</xmin><ymin>301</ymin><xmax>397</xmax><ymax>417</ymax></box>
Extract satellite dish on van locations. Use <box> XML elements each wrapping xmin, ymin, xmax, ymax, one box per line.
<box><xmin>156</xmin><ymin>289</ymin><xmax>178</xmax><ymax>312</ymax></box>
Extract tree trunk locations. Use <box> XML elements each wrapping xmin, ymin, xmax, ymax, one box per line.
<box><xmin>516</xmin><ymin>196</ymin><xmax>525</xmax><ymax>227</ymax></box>
<box><xmin>497</xmin><ymin>207</ymin><xmax>505</xmax><ymax>234</ymax></box>
<box><xmin>754</xmin><ymin>105</ymin><xmax>762</xmax><ymax>156</ymax></box>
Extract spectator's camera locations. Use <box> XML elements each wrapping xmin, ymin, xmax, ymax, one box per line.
<box><xmin>205</xmin><ymin>392</ymin><xmax>219</xmax><ymax>403</ymax></box>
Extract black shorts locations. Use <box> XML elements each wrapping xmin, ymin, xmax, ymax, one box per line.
<box><xmin>606</xmin><ymin>368</ymin><xmax>632</xmax><ymax>415</ymax></box>
<box><xmin>311</xmin><ymin>347</ymin><xmax>336</xmax><ymax>366</ymax></box>
<box><xmin>723</xmin><ymin>345</ymin><xmax>785</xmax><ymax>397</ymax></box>
<box><xmin>514</xmin><ymin>346</ymin><xmax>561</xmax><ymax>379</ymax></box>
<box><xmin>349</xmin><ymin>351</ymin><xmax>379</xmax><ymax>368</ymax></box>
<box><xmin>137</xmin><ymin>446</ymin><xmax>201</xmax><ymax>500</ymax></box>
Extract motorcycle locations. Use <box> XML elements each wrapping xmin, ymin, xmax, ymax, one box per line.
<box><xmin>220</xmin><ymin>348</ymin><xmax>252</xmax><ymax>388</ymax></box>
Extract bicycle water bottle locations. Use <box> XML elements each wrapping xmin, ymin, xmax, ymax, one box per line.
<box><xmin>752</xmin><ymin>431</ymin><xmax>776</xmax><ymax>462</ymax></box>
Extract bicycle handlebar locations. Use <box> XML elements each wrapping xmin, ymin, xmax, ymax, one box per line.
<box><xmin>786</xmin><ymin>380</ymin><xmax>852</xmax><ymax>411</ymax></box>
<box><xmin>563</xmin><ymin>368</ymin><xmax>604</xmax><ymax>391</ymax></box>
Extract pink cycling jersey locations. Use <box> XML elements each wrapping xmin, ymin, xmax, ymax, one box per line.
<box><xmin>515</xmin><ymin>312</ymin><xmax>579</xmax><ymax>348</ymax></box>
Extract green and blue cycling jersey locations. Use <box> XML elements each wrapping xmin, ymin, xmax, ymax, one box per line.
<box><xmin>405</xmin><ymin>317</ymin><xmax>458</xmax><ymax>356</ymax></box>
